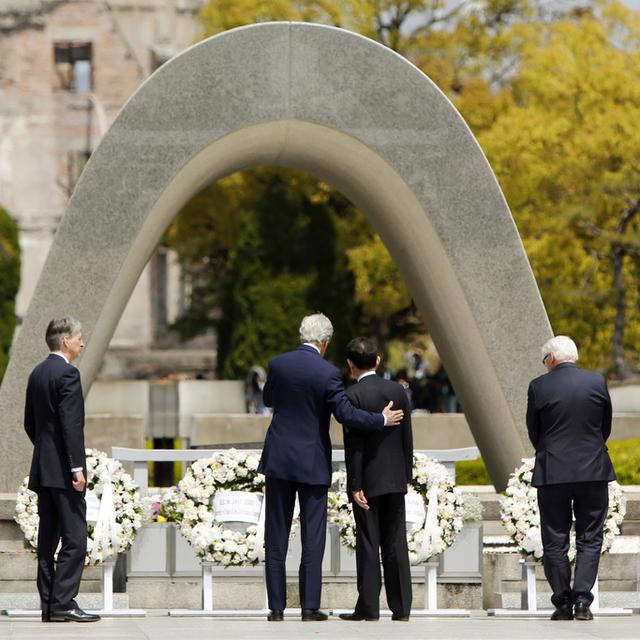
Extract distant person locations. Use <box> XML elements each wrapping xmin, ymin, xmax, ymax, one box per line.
<box><xmin>258</xmin><ymin>313</ymin><xmax>404</xmax><ymax>622</ymax></box>
<box><xmin>393</xmin><ymin>368</ymin><xmax>414</xmax><ymax>411</ymax></box>
<box><xmin>245</xmin><ymin>365</ymin><xmax>269</xmax><ymax>415</ymax></box>
<box><xmin>340</xmin><ymin>337</ymin><xmax>413</xmax><ymax>622</ymax></box>
<box><xmin>527</xmin><ymin>336</ymin><xmax>615</xmax><ymax>622</ymax></box>
<box><xmin>24</xmin><ymin>317</ymin><xmax>100</xmax><ymax>623</ymax></box>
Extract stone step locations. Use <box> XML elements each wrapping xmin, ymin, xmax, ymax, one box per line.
<box><xmin>484</xmin><ymin>550</ymin><xmax>640</xmax><ymax>581</ymax></box>
<box><xmin>126</xmin><ymin>578</ymin><xmax>482</xmax><ymax>610</ymax></box>
<box><xmin>0</xmin><ymin>580</ymin><xmax>102</xmax><ymax>593</ymax></box>
<box><xmin>0</xmin><ymin>550</ymin><xmax>102</xmax><ymax>581</ymax></box>
<box><xmin>498</xmin><ymin>579</ymin><xmax>638</xmax><ymax>593</ymax></box>
<box><xmin>500</xmin><ymin>591</ymin><xmax>640</xmax><ymax>609</ymax></box>
<box><xmin>0</xmin><ymin>592</ymin><xmax>129</xmax><ymax>610</ymax></box>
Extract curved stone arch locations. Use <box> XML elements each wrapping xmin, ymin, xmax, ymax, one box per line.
<box><xmin>0</xmin><ymin>22</ymin><xmax>552</xmax><ymax>491</ymax></box>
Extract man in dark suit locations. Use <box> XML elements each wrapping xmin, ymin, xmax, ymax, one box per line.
<box><xmin>258</xmin><ymin>313</ymin><xmax>404</xmax><ymax>622</ymax></box>
<box><xmin>24</xmin><ymin>317</ymin><xmax>100</xmax><ymax>623</ymax></box>
<box><xmin>527</xmin><ymin>335</ymin><xmax>615</xmax><ymax>622</ymax></box>
<box><xmin>339</xmin><ymin>337</ymin><xmax>413</xmax><ymax>622</ymax></box>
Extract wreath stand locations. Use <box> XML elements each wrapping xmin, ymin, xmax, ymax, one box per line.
<box><xmin>488</xmin><ymin>558</ymin><xmax>632</xmax><ymax>617</ymax></box>
<box><xmin>169</xmin><ymin>560</ymin><xmax>272</xmax><ymax>617</ymax></box>
<box><xmin>169</xmin><ymin>491</ymin><xmax>277</xmax><ymax>617</ymax></box>
<box><xmin>410</xmin><ymin>559</ymin><xmax>470</xmax><ymax>617</ymax></box>
<box><xmin>4</xmin><ymin>559</ymin><xmax>145</xmax><ymax>618</ymax></box>
<box><xmin>333</xmin><ymin>485</ymin><xmax>470</xmax><ymax>618</ymax></box>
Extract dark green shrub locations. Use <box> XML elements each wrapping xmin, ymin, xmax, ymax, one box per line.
<box><xmin>455</xmin><ymin>438</ymin><xmax>640</xmax><ymax>486</ymax></box>
<box><xmin>0</xmin><ymin>206</ymin><xmax>20</xmax><ymax>382</ymax></box>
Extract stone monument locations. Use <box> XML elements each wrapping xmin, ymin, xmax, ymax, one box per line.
<box><xmin>0</xmin><ymin>22</ymin><xmax>552</xmax><ymax>494</ymax></box>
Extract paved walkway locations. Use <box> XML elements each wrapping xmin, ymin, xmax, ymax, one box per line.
<box><xmin>1</xmin><ymin>613</ymin><xmax>639</xmax><ymax>640</ymax></box>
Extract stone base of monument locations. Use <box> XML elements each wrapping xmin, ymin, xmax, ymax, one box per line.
<box><xmin>1</xmin><ymin>561</ymin><xmax>146</xmax><ymax>618</ymax></box>
<box><xmin>331</xmin><ymin>608</ymin><xmax>470</xmax><ymax>618</ymax></box>
<box><xmin>2</xmin><ymin>592</ymin><xmax>146</xmax><ymax>618</ymax></box>
<box><xmin>168</xmin><ymin>608</ymin><xmax>272</xmax><ymax>617</ymax></box>
<box><xmin>127</xmin><ymin>577</ymin><xmax>482</xmax><ymax>611</ymax></box>
<box><xmin>488</xmin><ymin>608</ymin><xmax>633</xmax><ymax>618</ymax></box>
<box><xmin>330</xmin><ymin>562</ymin><xmax>470</xmax><ymax>617</ymax></box>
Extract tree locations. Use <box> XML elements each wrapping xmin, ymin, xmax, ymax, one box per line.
<box><xmin>478</xmin><ymin>1</ymin><xmax>640</xmax><ymax>374</ymax></box>
<box><xmin>172</xmin><ymin>168</ymin><xmax>360</xmax><ymax>377</ymax></box>
<box><xmin>0</xmin><ymin>206</ymin><xmax>20</xmax><ymax>382</ymax></box>
<box><xmin>174</xmin><ymin>0</ymin><xmax>635</xmax><ymax>377</ymax></box>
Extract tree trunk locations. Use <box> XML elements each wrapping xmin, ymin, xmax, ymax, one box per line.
<box><xmin>611</xmin><ymin>243</ymin><xmax>632</xmax><ymax>379</ymax></box>
<box><xmin>611</xmin><ymin>199</ymin><xmax>640</xmax><ymax>379</ymax></box>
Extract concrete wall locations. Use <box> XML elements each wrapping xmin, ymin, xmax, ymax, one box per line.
<box><xmin>191</xmin><ymin>412</ymin><xmax>640</xmax><ymax>449</ymax></box>
<box><xmin>178</xmin><ymin>380</ymin><xmax>245</xmax><ymax>440</ymax></box>
<box><xmin>610</xmin><ymin>383</ymin><xmax>640</xmax><ymax>414</ymax></box>
<box><xmin>85</xmin><ymin>379</ymin><xmax>150</xmax><ymax>415</ymax></box>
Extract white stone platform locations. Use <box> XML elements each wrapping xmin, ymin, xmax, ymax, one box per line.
<box><xmin>2</xmin><ymin>611</ymin><xmax>640</xmax><ymax>639</ymax></box>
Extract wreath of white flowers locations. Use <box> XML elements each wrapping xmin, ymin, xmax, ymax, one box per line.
<box><xmin>500</xmin><ymin>457</ymin><xmax>626</xmax><ymax>562</ymax></box>
<box><xmin>15</xmin><ymin>448</ymin><xmax>147</xmax><ymax>565</ymax></box>
<box><xmin>177</xmin><ymin>449</ymin><xmax>273</xmax><ymax>567</ymax></box>
<box><xmin>328</xmin><ymin>453</ymin><xmax>465</xmax><ymax>563</ymax></box>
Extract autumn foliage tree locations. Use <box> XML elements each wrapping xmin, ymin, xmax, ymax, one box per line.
<box><xmin>479</xmin><ymin>1</ymin><xmax>640</xmax><ymax>374</ymax></box>
<box><xmin>0</xmin><ymin>206</ymin><xmax>20</xmax><ymax>382</ymax></box>
<box><xmin>167</xmin><ymin>0</ymin><xmax>640</xmax><ymax>377</ymax></box>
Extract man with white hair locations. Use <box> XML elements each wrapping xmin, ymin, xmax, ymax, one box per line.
<box><xmin>258</xmin><ymin>313</ymin><xmax>404</xmax><ymax>622</ymax></box>
<box><xmin>527</xmin><ymin>335</ymin><xmax>615</xmax><ymax>622</ymax></box>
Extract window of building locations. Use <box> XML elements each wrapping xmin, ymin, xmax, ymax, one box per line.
<box><xmin>54</xmin><ymin>42</ymin><xmax>93</xmax><ymax>92</ymax></box>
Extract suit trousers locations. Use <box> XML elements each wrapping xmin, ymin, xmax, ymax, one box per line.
<box><xmin>537</xmin><ymin>481</ymin><xmax>609</xmax><ymax>607</ymax></box>
<box><xmin>264</xmin><ymin>476</ymin><xmax>327</xmax><ymax>611</ymax></box>
<box><xmin>36</xmin><ymin>487</ymin><xmax>87</xmax><ymax>613</ymax></box>
<box><xmin>353</xmin><ymin>492</ymin><xmax>412</xmax><ymax>618</ymax></box>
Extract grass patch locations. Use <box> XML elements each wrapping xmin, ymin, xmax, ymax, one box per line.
<box><xmin>456</xmin><ymin>458</ymin><xmax>491</xmax><ymax>485</ymax></box>
<box><xmin>455</xmin><ymin>438</ymin><xmax>640</xmax><ymax>485</ymax></box>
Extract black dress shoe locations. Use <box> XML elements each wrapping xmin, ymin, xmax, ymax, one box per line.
<box><xmin>391</xmin><ymin>614</ymin><xmax>410</xmax><ymax>621</ymax></box>
<box><xmin>41</xmin><ymin>613</ymin><xmax>52</xmax><ymax>622</ymax></box>
<box><xmin>574</xmin><ymin>602</ymin><xmax>594</xmax><ymax>621</ymax></box>
<box><xmin>339</xmin><ymin>612</ymin><xmax>379</xmax><ymax>621</ymax></box>
<box><xmin>550</xmin><ymin>604</ymin><xmax>573</xmax><ymax>621</ymax></box>
<box><xmin>49</xmin><ymin>608</ymin><xmax>101</xmax><ymax>622</ymax></box>
<box><xmin>267</xmin><ymin>610</ymin><xmax>284</xmax><ymax>621</ymax></box>
<box><xmin>301</xmin><ymin>608</ymin><xmax>328</xmax><ymax>621</ymax></box>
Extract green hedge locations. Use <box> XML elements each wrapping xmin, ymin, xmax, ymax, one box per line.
<box><xmin>456</xmin><ymin>438</ymin><xmax>640</xmax><ymax>486</ymax></box>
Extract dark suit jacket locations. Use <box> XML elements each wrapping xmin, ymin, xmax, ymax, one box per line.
<box><xmin>24</xmin><ymin>354</ymin><xmax>86</xmax><ymax>490</ymax></box>
<box><xmin>526</xmin><ymin>362</ymin><xmax>615</xmax><ymax>487</ymax></box>
<box><xmin>344</xmin><ymin>374</ymin><xmax>413</xmax><ymax>497</ymax></box>
<box><xmin>258</xmin><ymin>345</ymin><xmax>385</xmax><ymax>486</ymax></box>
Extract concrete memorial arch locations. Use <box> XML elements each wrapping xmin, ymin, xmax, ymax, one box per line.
<box><xmin>0</xmin><ymin>22</ymin><xmax>552</xmax><ymax>492</ymax></box>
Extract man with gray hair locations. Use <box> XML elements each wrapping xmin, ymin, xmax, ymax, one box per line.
<box><xmin>24</xmin><ymin>317</ymin><xmax>99</xmax><ymax>623</ymax></box>
<box><xmin>258</xmin><ymin>313</ymin><xmax>404</xmax><ymax>622</ymax></box>
<box><xmin>527</xmin><ymin>335</ymin><xmax>615</xmax><ymax>622</ymax></box>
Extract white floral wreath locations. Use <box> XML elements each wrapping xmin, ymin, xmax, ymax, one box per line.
<box><xmin>177</xmin><ymin>449</ymin><xmax>276</xmax><ymax>567</ymax></box>
<box><xmin>500</xmin><ymin>457</ymin><xmax>626</xmax><ymax>562</ymax></box>
<box><xmin>15</xmin><ymin>448</ymin><xmax>147</xmax><ymax>565</ymax></box>
<box><xmin>328</xmin><ymin>453</ymin><xmax>465</xmax><ymax>563</ymax></box>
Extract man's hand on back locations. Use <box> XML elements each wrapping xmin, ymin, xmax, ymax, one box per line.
<box><xmin>382</xmin><ymin>401</ymin><xmax>403</xmax><ymax>426</ymax></box>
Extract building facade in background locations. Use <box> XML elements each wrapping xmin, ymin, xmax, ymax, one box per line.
<box><xmin>0</xmin><ymin>0</ymin><xmax>211</xmax><ymax>378</ymax></box>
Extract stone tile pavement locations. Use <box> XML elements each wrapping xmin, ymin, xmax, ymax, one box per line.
<box><xmin>1</xmin><ymin>612</ymin><xmax>639</xmax><ymax>640</ymax></box>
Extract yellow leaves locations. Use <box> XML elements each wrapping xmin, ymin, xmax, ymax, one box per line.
<box><xmin>478</xmin><ymin>0</ymin><xmax>640</xmax><ymax>370</ymax></box>
<box><xmin>346</xmin><ymin>235</ymin><xmax>411</xmax><ymax>317</ymax></box>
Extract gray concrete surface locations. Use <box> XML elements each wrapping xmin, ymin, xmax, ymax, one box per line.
<box><xmin>2</xmin><ymin>612</ymin><xmax>640</xmax><ymax>640</ymax></box>
<box><xmin>0</xmin><ymin>21</ymin><xmax>552</xmax><ymax>494</ymax></box>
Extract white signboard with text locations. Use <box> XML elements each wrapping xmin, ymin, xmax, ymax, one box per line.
<box><xmin>405</xmin><ymin>492</ymin><xmax>426</xmax><ymax>524</ymax></box>
<box><xmin>212</xmin><ymin>491</ymin><xmax>263</xmax><ymax>524</ymax></box>
<box><xmin>85</xmin><ymin>489</ymin><xmax>100</xmax><ymax>524</ymax></box>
